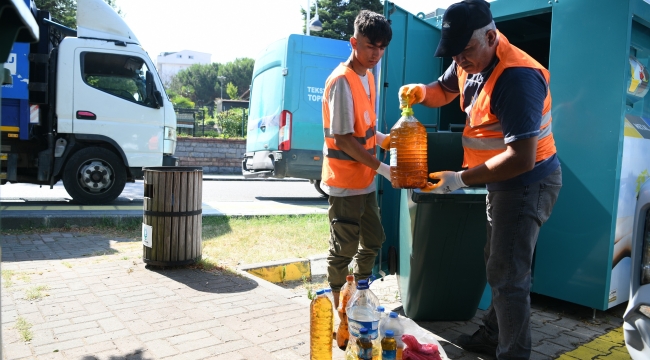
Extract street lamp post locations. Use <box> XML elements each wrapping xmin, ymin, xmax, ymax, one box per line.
<box><xmin>306</xmin><ymin>0</ymin><xmax>322</xmax><ymax>36</ymax></box>
<box><xmin>217</xmin><ymin>75</ymin><xmax>226</xmax><ymax>112</ymax></box>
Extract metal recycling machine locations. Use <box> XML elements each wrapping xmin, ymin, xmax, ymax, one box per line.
<box><xmin>372</xmin><ymin>0</ymin><xmax>650</xmax><ymax>319</ymax></box>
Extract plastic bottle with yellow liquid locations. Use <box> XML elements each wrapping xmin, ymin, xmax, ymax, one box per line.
<box><xmin>389</xmin><ymin>100</ymin><xmax>428</xmax><ymax>189</ymax></box>
<box><xmin>310</xmin><ymin>289</ymin><xmax>333</xmax><ymax>360</ymax></box>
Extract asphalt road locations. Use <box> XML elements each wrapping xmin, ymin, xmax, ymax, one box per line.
<box><xmin>0</xmin><ymin>178</ymin><xmax>326</xmax><ymax>205</ymax></box>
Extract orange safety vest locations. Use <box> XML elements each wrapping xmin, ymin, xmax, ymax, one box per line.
<box><xmin>458</xmin><ymin>31</ymin><xmax>556</xmax><ymax>169</ymax></box>
<box><xmin>321</xmin><ymin>64</ymin><xmax>377</xmax><ymax>189</ymax></box>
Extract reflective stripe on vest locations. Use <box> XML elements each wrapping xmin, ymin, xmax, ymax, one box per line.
<box><xmin>324</xmin><ymin>127</ymin><xmax>376</xmax><ymax>145</ymax></box>
<box><xmin>321</xmin><ymin>64</ymin><xmax>378</xmax><ymax>189</ymax></box>
<box><xmin>458</xmin><ymin>31</ymin><xmax>557</xmax><ymax>169</ymax></box>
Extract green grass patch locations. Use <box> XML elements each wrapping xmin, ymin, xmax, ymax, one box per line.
<box><xmin>16</xmin><ymin>273</ymin><xmax>31</xmax><ymax>283</ymax></box>
<box><xmin>201</xmin><ymin>215</ymin><xmax>329</xmax><ymax>267</ymax></box>
<box><xmin>15</xmin><ymin>317</ymin><xmax>33</xmax><ymax>342</ymax></box>
<box><xmin>24</xmin><ymin>285</ymin><xmax>49</xmax><ymax>301</ymax></box>
<box><xmin>1</xmin><ymin>270</ymin><xmax>14</xmax><ymax>288</ymax></box>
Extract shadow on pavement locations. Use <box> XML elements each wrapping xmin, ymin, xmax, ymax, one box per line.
<box><xmin>0</xmin><ymin>233</ymin><xmax>128</xmax><ymax>262</ymax></box>
<box><xmin>146</xmin><ymin>266</ymin><xmax>258</xmax><ymax>294</ymax></box>
<box><xmin>81</xmin><ymin>349</ymin><xmax>152</xmax><ymax>360</ymax></box>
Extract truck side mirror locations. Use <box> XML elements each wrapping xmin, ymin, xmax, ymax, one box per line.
<box><xmin>154</xmin><ymin>91</ymin><xmax>163</xmax><ymax>108</ymax></box>
<box><xmin>145</xmin><ymin>71</ymin><xmax>161</xmax><ymax>109</ymax></box>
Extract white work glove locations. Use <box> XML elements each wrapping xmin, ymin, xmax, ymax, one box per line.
<box><xmin>376</xmin><ymin>162</ymin><xmax>391</xmax><ymax>181</ymax></box>
<box><xmin>428</xmin><ymin>171</ymin><xmax>467</xmax><ymax>194</ymax></box>
<box><xmin>376</xmin><ymin>131</ymin><xmax>390</xmax><ymax>150</ymax></box>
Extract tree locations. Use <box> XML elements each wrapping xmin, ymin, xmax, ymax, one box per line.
<box><xmin>35</xmin><ymin>0</ymin><xmax>123</xmax><ymax>29</ymax></box>
<box><xmin>226</xmin><ymin>82</ymin><xmax>238</xmax><ymax>100</ymax></box>
<box><xmin>301</xmin><ymin>0</ymin><xmax>384</xmax><ymax>41</ymax></box>
<box><xmin>168</xmin><ymin>63</ymin><xmax>220</xmax><ymax>106</ymax></box>
<box><xmin>218</xmin><ymin>58</ymin><xmax>254</xmax><ymax>98</ymax></box>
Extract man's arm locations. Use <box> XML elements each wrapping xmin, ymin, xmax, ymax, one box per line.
<box><xmin>461</xmin><ymin>136</ymin><xmax>538</xmax><ymax>186</ymax></box>
<box><xmin>333</xmin><ymin>133</ymin><xmax>381</xmax><ymax>171</ymax></box>
<box><xmin>421</xmin><ymin>81</ymin><xmax>459</xmax><ymax>108</ymax></box>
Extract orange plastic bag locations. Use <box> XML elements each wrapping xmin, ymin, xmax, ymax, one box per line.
<box><xmin>402</xmin><ymin>334</ymin><xmax>442</xmax><ymax>360</ymax></box>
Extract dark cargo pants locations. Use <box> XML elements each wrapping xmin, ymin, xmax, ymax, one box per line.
<box><xmin>326</xmin><ymin>191</ymin><xmax>386</xmax><ymax>292</ymax></box>
<box><xmin>483</xmin><ymin>166</ymin><xmax>562</xmax><ymax>360</ymax></box>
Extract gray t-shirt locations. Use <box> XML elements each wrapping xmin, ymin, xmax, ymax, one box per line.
<box><xmin>323</xmin><ymin>73</ymin><xmax>376</xmax><ymax>197</ymax></box>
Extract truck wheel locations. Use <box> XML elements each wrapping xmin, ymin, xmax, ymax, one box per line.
<box><xmin>314</xmin><ymin>180</ymin><xmax>329</xmax><ymax>198</ymax></box>
<box><xmin>62</xmin><ymin>147</ymin><xmax>126</xmax><ymax>205</ymax></box>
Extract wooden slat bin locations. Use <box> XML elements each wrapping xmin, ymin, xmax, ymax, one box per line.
<box><xmin>142</xmin><ymin>166</ymin><xmax>202</xmax><ymax>266</ymax></box>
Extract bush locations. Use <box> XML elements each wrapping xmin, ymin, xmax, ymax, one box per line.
<box><xmin>206</xmin><ymin>119</ymin><xmax>216</xmax><ymax>126</ymax></box>
<box><xmin>217</xmin><ymin>109</ymin><xmax>246</xmax><ymax>138</ymax></box>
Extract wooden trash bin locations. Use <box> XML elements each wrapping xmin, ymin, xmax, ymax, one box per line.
<box><xmin>142</xmin><ymin>166</ymin><xmax>202</xmax><ymax>266</ymax></box>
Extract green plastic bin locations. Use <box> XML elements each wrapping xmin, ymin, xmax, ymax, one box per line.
<box><xmin>396</xmin><ymin>132</ymin><xmax>488</xmax><ymax>321</ymax></box>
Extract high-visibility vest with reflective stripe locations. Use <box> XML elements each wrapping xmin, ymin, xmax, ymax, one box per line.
<box><xmin>321</xmin><ymin>64</ymin><xmax>377</xmax><ymax>189</ymax></box>
<box><xmin>458</xmin><ymin>31</ymin><xmax>556</xmax><ymax>169</ymax></box>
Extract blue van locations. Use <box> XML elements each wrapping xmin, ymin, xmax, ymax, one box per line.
<box><xmin>242</xmin><ymin>35</ymin><xmax>350</xmax><ymax>195</ymax></box>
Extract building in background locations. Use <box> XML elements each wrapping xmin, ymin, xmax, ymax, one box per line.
<box><xmin>156</xmin><ymin>50</ymin><xmax>211</xmax><ymax>85</ymax></box>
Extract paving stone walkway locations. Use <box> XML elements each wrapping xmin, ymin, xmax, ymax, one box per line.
<box><xmin>0</xmin><ymin>232</ymin><xmax>630</xmax><ymax>359</ymax></box>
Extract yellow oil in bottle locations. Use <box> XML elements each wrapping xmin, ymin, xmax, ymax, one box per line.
<box><xmin>389</xmin><ymin>106</ymin><xmax>427</xmax><ymax>189</ymax></box>
<box><xmin>310</xmin><ymin>290</ymin><xmax>333</xmax><ymax>360</ymax></box>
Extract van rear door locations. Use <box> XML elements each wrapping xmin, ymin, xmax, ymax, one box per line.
<box><xmin>246</xmin><ymin>39</ymin><xmax>286</xmax><ymax>153</ymax></box>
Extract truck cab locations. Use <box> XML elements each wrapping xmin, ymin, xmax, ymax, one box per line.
<box><xmin>1</xmin><ymin>0</ymin><xmax>177</xmax><ymax>204</ymax></box>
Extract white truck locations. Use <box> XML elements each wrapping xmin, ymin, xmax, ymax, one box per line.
<box><xmin>1</xmin><ymin>0</ymin><xmax>177</xmax><ymax>204</ymax></box>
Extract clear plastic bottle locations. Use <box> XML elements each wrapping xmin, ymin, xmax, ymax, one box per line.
<box><xmin>357</xmin><ymin>328</ymin><xmax>373</xmax><ymax>360</ymax></box>
<box><xmin>346</xmin><ymin>279</ymin><xmax>382</xmax><ymax>360</ymax></box>
<box><xmin>337</xmin><ymin>275</ymin><xmax>356</xmax><ymax>350</ymax></box>
<box><xmin>376</xmin><ymin>306</ymin><xmax>387</xmax><ymax>321</ymax></box>
<box><xmin>379</xmin><ymin>312</ymin><xmax>405</xmax><ymax>359</ymax></box>
<box><xmin>310</xmin><ymin>289</ymin><xmax>333</xmax><ymax>360</ymax></box>
<box><xmin>346</xmin><ymin>280</ymin><xmax>381</xmax><ymax>340</ymax></box>
<box><xmin>381</xmin><ymin>330</ymin><xmax>397</xmax><ymax>360</ymax></box>
<box><xmin>389</xmin><ymin>104</ymin><xmax>428</xmax><ymax>189</ymax></box>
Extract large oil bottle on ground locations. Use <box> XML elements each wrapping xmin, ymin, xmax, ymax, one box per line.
<box><xmin>389</xmin><ymin>107</ymin><xmax>428</xmax><ymax>188</ymax></box>
<box><xmin>310</xmin><ymin>290</ymin><xmax>333</xmax><ymax>360</ymax></box>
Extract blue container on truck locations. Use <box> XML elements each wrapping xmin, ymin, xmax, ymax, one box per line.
<box><xmin>2</xmin><ymin>1</ymin><xmax>31</xmax><ymax>140</ymax></box>
<box><xmin>242</xmin><ymin>34</ymin><xmax>349</xmax><ymax>195</ymax></box>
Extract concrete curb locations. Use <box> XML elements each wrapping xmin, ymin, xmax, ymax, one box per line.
<box><xmin>203</xmin><ymin>175</ymin><xmax>308</xmax><ymax>182</ymax></box>
<box><xmin>238</xmin><ymin>255</ymin><xmax>328</xmax><ymax>284</ymax></box>
<box><xmin>0</xmin><ymin>212</ymin><xmax>325</xmax><ymax>230</ymax></box>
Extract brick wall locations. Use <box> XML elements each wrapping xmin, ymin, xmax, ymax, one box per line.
<box><xmin>175</xmin><ymin>137</ymin><xmax>245</xmax><ymax>174</ymax></box>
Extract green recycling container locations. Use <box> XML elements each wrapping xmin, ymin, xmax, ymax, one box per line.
<box><xmin>396</xmin><ymin>132</ymin><xmax>488</xmax><ymax>321</ymax></box>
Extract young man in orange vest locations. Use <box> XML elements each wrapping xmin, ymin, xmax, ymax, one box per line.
<box><xmin>401</xmin><ymin>1</ymin><xmax>562</xmax><ymax>359</ymax></box>
<box><xmin>321</xmin><ymin>10</ymin><xmax>392</xmax><ymax>309</ymax></box>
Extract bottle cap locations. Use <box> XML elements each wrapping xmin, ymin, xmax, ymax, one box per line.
<box><xmin>357</xmin><ymin>279</ymin><xmax>369</xmax><ymax>290</ymax></box>
<box><xmin>390</xmin><ymin>312</ymin><xmax>398</xmax><ymax>318</ymax></box>
<box><xmin>377</xmin><ymin>306</ymin><xmax>385</xmax><ymax>313</ymax></box>
<box><xmin>360</xmin><ymin>327</ymin><xmax>369</xmax><ymax>334</ymax></box>
<box><xmin>316</xmin><ymin>289</ymin><xmax>325</xmax><ymax>295</ymax></box>
<box><xmin>324</xmin><ymin>288</ymin><xmax>331</xmax><ymax>293</ymax></box>
<box><xmin>386</xmin><ymin>330</ymin><xmax>394</xmax><ymax>337</ymax></box>
<box><xmin>346</xmin><ymin>275</ymin><xmax>355</xmax><ymax>282</ymax></box>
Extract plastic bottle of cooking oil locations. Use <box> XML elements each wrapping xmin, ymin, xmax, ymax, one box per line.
<box><xmin>310</xmin><ymin>289</ymin><xmax>333</xmax><ymax>360</ymax></box>
<box><xmin>381</xmin><ymin>330</ymin><xmax>397</xmax><ymax>360</ymax></box>
<box><xmin>357</xmin><ymin>328</ymin><xmax>374</xmax><ymax>360</ymax></box>
<box><xmin>389</xmin><ymin>101</ymin><xmax>428</xmax><ymax>189</ymax></box>
<box><xmin>337</xmin><ymin>275</ymin><xmax>356</xmax><ymax>350</ymax></box>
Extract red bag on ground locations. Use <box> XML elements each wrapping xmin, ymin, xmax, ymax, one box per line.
<box><xmin>402</xmin><ymin>334</ymin><xmax>442</xmax><ymax>360</ymax></box>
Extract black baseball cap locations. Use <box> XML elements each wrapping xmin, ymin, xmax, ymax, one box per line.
<box><xmin>434</xmin><ymin>0</ymin><xmax>493</xmax><ymax>58</ymax></box>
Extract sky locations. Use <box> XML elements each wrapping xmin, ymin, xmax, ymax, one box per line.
<box><xmin>117</xmin><ymin>0</ymin><xmax>460</xmax><ymax>65</ymax></box>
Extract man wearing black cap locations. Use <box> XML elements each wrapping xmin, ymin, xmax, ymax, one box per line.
<box><xmin>400</xmin><ymin>0</ymin><xmax>562</xmax><ymax>359</ymax></box>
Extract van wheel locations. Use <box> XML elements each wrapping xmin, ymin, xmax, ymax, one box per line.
<box><xmin>63</xmin><ymin>147</ymin><xmax>126</xmax><ymax>205</ymax></box>
<box><xmin>314</xmin><ymin>180</ymin><xmax>329</xmax><ymax>198</ymax></box>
